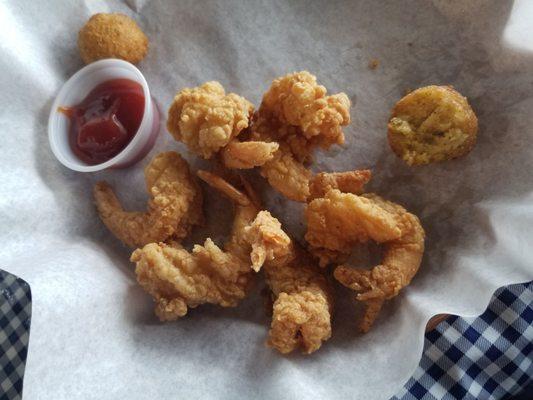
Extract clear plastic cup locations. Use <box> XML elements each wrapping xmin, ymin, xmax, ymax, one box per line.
<box><xmin>48</xmin><ymin>59</ymin><xmax>160</xmax><ymax>172</ymax></box>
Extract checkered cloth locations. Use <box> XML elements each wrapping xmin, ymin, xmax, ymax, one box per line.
<box><xmin>0</xmin><ymin>271</ymin><xmax>31</xmax><ymax>400</ymax></box>
<box><xmin>393</xmin><ymin>281</ymin><xmax>533</xmax><ymax>400</ymax></box>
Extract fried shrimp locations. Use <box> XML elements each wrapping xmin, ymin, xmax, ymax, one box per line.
<box><xmin>165</xmin><ymin>72</ymin><xmax>351</xmax><ymax>202</ymax></box>
<box><xmin>167</xmin><ymin>82</ymin><xmax>254</xmax><ymax>159</ymax></box>
<box><xmin>305</xmin><ymin>189</ymin><xmax>424</xmax><ymax>332</ymax></box>
<box><xmin>94</xmin><ymin>151</ymin><xmax>203</xmax><ymax>248</ymax></box>
<box><xmin>261</xmin><ymin>71</ymin><xmax>351</xmax><ymax>149</ymax></box>
<box><xmin>260</xmin><ymin>144</ymin><xmax>313</xmax><ymax>202</ymax></box>
<box><xmin>251</xmin><ymin>72</ymin><xmax>351</xmax><ymax>201</ymax></box>
<box><xmin>131</xmin><ymin>171</ymin><xmax>261</xmax><ymax>320</ymax></box>
<box><xmin>305</xmin><ymin>171</ymin><xmax>382</xmax><ymax>266</ymax></box>
<box><xmin>221</xmin><ymin>140</ymin><xmax>280</xmax><ymax>169</ymax></box>
<box><xmin>334</xmin><ymin>196</ymin><xmax>425</xmax><ymax>332</ymax></box>
<box><xmin>244</xmin><ymin>211</ymin><xmax>333</xmax><ymax>354</ymax></box>
<box><xmin>308</xmin><ymin>169</ymin><xmax>372</xmax><ymax>200</ymax></box>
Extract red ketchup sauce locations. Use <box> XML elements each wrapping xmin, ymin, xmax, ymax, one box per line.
<box><xmin>59</xmin><ymin>79</ymin><xmax>145</xmax><ymax>165</ymax></box>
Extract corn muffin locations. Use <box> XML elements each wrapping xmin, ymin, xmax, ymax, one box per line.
<box><xmin>388</xmin><ymin>85</ymin><xmax>478</xmax><ymax>165</ymax></box>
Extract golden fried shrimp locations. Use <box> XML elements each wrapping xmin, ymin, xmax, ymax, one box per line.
<box><xmin>244</xmin><ymin>112</ymin><xmax>312</xmax><ymax>201</ymax></box>
<box><xmin>305</xmin><ymin>189</ymin><xmax>402</xmax><ymax>265</ymax></box>
<box><xmin>244</xmin><ymin>211</ymin><xmax>333</xmax><ymax>354</ymax></box>
<box><xmin>305</xmin><ymin>189</ymin><xmax>425</xmax><ymax>332</ymax></box>
<box><xmin>308</xmin><ymin>169</ymin><xmax>372</xmax><ymax>200</ymax></box>
<box><xmin>241</xmin><ymin>72</ymin><xmax>351</xmax><ymax>202</ymax></box>
<box><xmin>94</xmin><ymin>152</ymin><xmax>203</xmax><ymax>248</ymax></box>
<box><xmin>221</xmin><ymin>140</ymin><xmax>279</xmax><ymax>169</ymax></box>
<box><xmin>249</xmin><ymin>109</ymin><xmax>310</xmax><ymax>162</ymax></box>
<box><xmin>131</xmin><ymin>240</ymin><xmax>251</xmax><ymax>320</ymax></box>
<box><xmin>196</xmin><ymin>170</ymin><xmax>263</xmax><ymax>263</ymax></box>
<box><xmin>268</xmin><ymin>288</ymin><xmax>332</xmax><ymax>354</ymax></box>
<box><xmin>167</xmin><ymin>82</ymin><xmax>254</xmax><ymax>159</ymax></box>
<box><xmin>261</xmin><ymin>71</ymin><xmax>351</xmax><ymax>148</ymax></box>
<box><xmin>243</xmin><ymin>210</ymin><xmax>294</xmax><ymax>271</ymax></box>
<box><xmin>334</xmin><ymin>200</ymin><xmax>424</xmax><ymax>332</ymax></box>
<box><xmin>196</xmin><ymin>170</ymin><xmax>252</xmax><ymax>207</ymax></box>
<box><xmin>304</xmin><ymin>170</ymin><xmax>372</xmax><ymax>262</ymax></box>
<box><xmin>388</xmin><ymin>85</ymin><xmax>478</xmax><ymax>165</ymax></box>
<box><xmin>260</xmin><ymin>144</ymin><xmax>312</xmax><ymax>202</ymax></box>
<box><xmin>164</xmin><ymin>73</ymin><xmax>351</xmax><ymax>203</ymax></box>
<box><xmin>78</xmin><ymin>13</ymin><xmax>148</xmax><ymax>64</ymax></box>
<box><xmin>131</xmin><ymin>172</ymin><xmax>261</xmax><ymax>320</ymax></box>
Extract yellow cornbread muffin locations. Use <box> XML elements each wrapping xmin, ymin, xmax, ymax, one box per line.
<box><xmin>388</xmin><ymin>85</ymin><xmax>478</xmax><ymax>165</ymax></box>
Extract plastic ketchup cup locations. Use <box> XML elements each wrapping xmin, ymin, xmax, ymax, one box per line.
<box><xmin>48</xmin><ymin>59</ymin><xmax>160</xmax><ymax>172</ymax></box>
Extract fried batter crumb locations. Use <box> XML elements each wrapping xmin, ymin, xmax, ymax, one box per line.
<box><xmin>368</xmin><ymin>59</ymin><xmax>379</xmax><ymax>70</ymax></box>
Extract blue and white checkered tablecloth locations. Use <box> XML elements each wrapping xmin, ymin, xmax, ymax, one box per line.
<box><xmin>393</xmin><ymin>281</ymin><xmax>532</xmax><ymax>400</ymax></box>
<box><xmin>0</xmin><ymin>269</ymin><xmax>531</xmax><ymax>399</ymax></box>
<box><xmin>0</xmin><ymin>271</ymin><xmax>31</xmax><ymax>400</ymax></box>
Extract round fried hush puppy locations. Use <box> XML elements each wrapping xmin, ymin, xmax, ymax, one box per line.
<box><xmin>78</xmin><ymin>13</ymin><xmax>148</xmax><ymax>64</ymax></box>
<box><xmin>388</xmin><ymin>85</ymin><xmax>478</xmax><ymax>165</ymax></box>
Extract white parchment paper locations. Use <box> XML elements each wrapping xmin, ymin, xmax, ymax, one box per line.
<box><xmin>1</xmin><ymin>1</ymin><xmax>532</xmax><ymax>399</ymax></box>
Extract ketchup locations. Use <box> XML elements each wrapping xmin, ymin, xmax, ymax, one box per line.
<box><xmin>60</xmin><ymin>79</ymin><xmax>145</xmax><ymax>165</ymax></box>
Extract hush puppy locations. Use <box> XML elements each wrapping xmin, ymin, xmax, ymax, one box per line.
<box><xmin>78</xmin><ymin>13</ymin><xmax>148</xmax><ymax>64</ymax></box>
<box><xmin>388</xmin><ymin>85</ymin><xmax>478</xmax><ymax>165</ymax></box>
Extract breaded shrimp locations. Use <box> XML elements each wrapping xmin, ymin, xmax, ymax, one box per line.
<box><xmin>308</xmin><ymin>169</ymin><xmax>372</xmax><ymax>200</ymax></box>
<box><xmin>131</xmin><ymin>239</ymin><xmax>251</xmax><ymax>320</ymax></box>
<box><xmin>131</xmin><ymin>171</ymin><xmax>261</xmax><ymax>320</ymax></box>
<box><xmin>260</xmin><ymin>144</ymin><xmax>312</xmax><ymax>202</ymax></box>
<box><xmin>251</xmin><ymin>71</ymin><xmax>351</xmax><ymax>201</ymax></box>
<box><xmin>221</xmin><ymin>140</ymin><xmax>279</xmax><ymax>169</ymax></box>
<box><xmin>244</xmin><ymin>211</ymin><xmax>333</xmax><ymax>354</ymax></box>
<box><xmin>94</xmin><ymin>151</ymin><xmax>203</xmax><ymax>248</ymax></box>
<box><xmin>334</xmin><ymin>198</ymin><xmax>425</xmax><ymax>332</ymax></box>
<box><xmin>167</xmin><ymin>82</ymin><xmax>254</xmax><ymax>158</ymax></box>
<box><xmin>261</xmin><ymin>71</ymin><xmax>351</xmax><ymax>148</ymax></box>
<box><xmin>165</xmin><ymin>73</ymin><xmax>351</xmax><ymax>203</ymax></box>
<box><xmin>305</xmin><ymin>190</ymin><xmax>402</xmax><ymax>265</ymax></box>
<box><xmin>305</xmin><ymin>189</ymin><xmax>425</xmax><ymax>332</ymax></box>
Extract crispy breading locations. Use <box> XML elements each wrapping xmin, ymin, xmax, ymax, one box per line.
<box><xmin>334</xmin><ymin>198</ymin><xmax>425</xmax><ymax>332</ymax></box>
<box><xmin>244</xmin><ymin>211</ymin><xmax>333</xmax><ymax>354</ymax></box>
<box><xmin>167</xmin><ymin>73</ymin><xmax>351</xmax><ymax>203</ymax></box>
<box><xmin>305</xmin><ymin>190</ymin><xmax>402</xmax><ymax>265</ymax></box>
<box><xmin>94</xmin><ymin>152</ymin><xmax>202</xmax><ymax>248</ymax></box>
<box><xmin>305</xmin><ymin>188</ymin><xmax>425</xmax><ymax>332</ymax></box>
<box><xmin>221</xmin><ymin>141</ymin><xmax>279</xmax><ymax>169</ymax></box>
<box><xmin>261</xmin><ymin>71</ymin><xmax>350</xmax><ymax>148</ymax></box>
<box><xmin>249</xmin><ymin>71</ymin><xmax>351</xmax><ymax>201</ymax></box>
<box><xmin>260</xmin><ymin>144</ymin><xmax>312</xmax><ymax>202</ymax></box>
<box><xmin>131</xmin><ymin>172</ymin><xmax>261</xmax><ymax>319</ymax></box>
<box><xmin>167</xmin><ymin>82</ymin><xmax>254</xmax><ymax>158</ymax></box>
<box><xmin>308</xmin><ymin>170</ymin><xmax>372</xmax><ymax>200</ymax></box>
<box><xmin>132</xmin><ymin>239</ymin><xmax>253</xmax><ymax>320</ymax></box>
